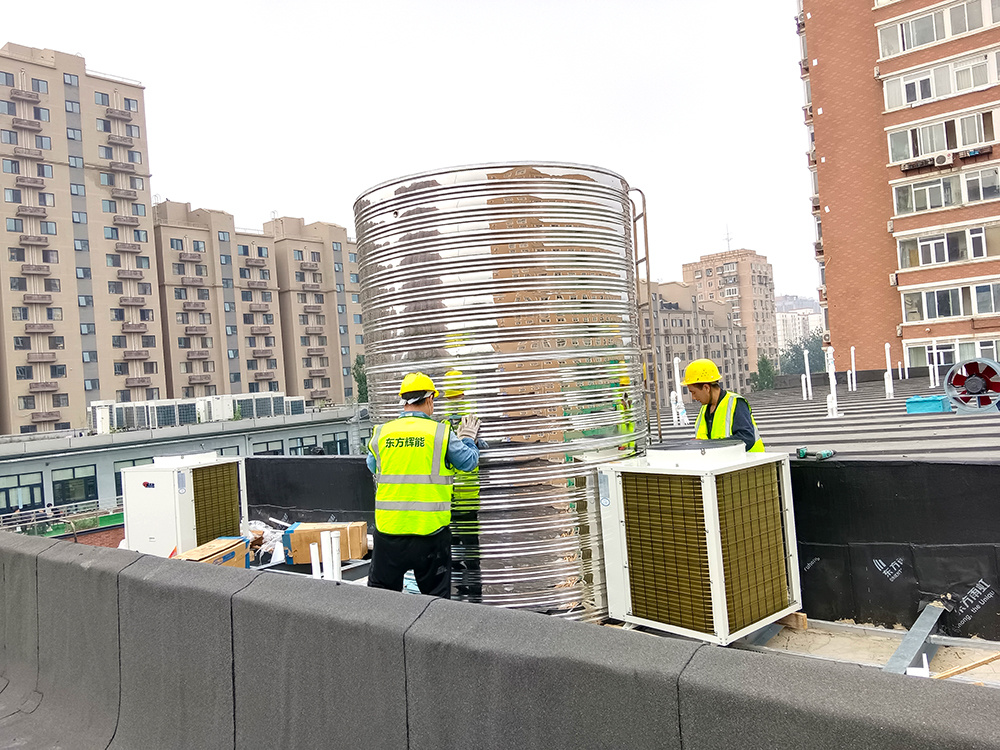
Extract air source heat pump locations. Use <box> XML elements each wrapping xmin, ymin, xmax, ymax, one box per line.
<box><xmin>122</xmin><ymin>453</ymin><xmax>248</xmax><ymax>558</ymax></box>
<box><xmin>934</xmin><ymin>152</ymin><xmax>954</xmax><ymax>166</ymax></box>
<box><xmin>599</xmin><ymin>440</ymin><xmax>801</xmax><ymax>645</ymax></box>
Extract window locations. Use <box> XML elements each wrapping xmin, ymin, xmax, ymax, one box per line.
<box><xmin>67</xmin><ymin>128</ymin><xmax>82</xmax><ymax>141</ymax></box>
<box><xmin>37</xmin><ymin>163</ymin><xmax>53</xmax><ymax>178</ymax></box>
<box><xmin>99</xmin><ymin>173</ymin><xmax>116</xmax><ymax>187</ymax></box>
<box><xmin>228</xmin><ymin>349</ymin><xmax>239</xmax><ymax>360</ymax></box>
<box><xmin>69</xmin><ymin>156</ymin><xmax>83</xmax><ymax>168</ymax></box>
<box><xmin>17</xmin><ymin>396</ymin><xmax>35</xmax><ymax>410</ymax></box>
<box><xmin>76</xmin><ymin>267</ymin><xmax>91</xmax><ymax>279</ymax></box>
<box><xmin>225</xmin><ymin>325</ymin><xmax>237</xmax><ymax>336</ymax></box>
<box><xmin>30</xmin><ymin>78</ymin><xmax>48</xmax><ymax>94</ymax></box>
<box><xmin>197</xmin><ymin>288</ymin><xmax>209</xmax><ymax>300</ymax></box>
<box><xmin>334</xmin><ymin>262</ymin><xmax>343</xmax><ymax>272</ymax></box>
<box><xmin>350</xmin><ymin>273</ymin><xmax>359</xmax><ymax>283</ymax></box>
<box><xmin>114</xmin><ymin>362</ymin><xmax>129</xmax><ymax>376</ymax></box>
<box><xmin>975</xmin><ymin>282</ymin><xmax>1000</xmax><ymax>313</ymax></box>
<box><xmin>6</xmin><ymin>218</ymin><xmax>23</xmax><ymax>233</ymax></box>
<box><xmin>353</xmin><ymin>314</ymin><xmax>362</xmax><ymax>324</ymax></box>
<box><xmin>11</xmin><ymin>305</ymin><xmax>27</xmax><ymax>319</ymax></box>
<box><xmin>13</xmin><ymin>336</ymin><xmax>30</xmax><ymax>350</ymax></box>
<box><xmin>243</xmin><ymin>314</ymin><xmax>255</xmax><ymax>325</ymax></box>
<box><xmin>141</xmin><ymin>335</ymin><xmax>156</xmax><ymax>348</ymax></box>
<box><xmin>39</xmin><ymin>221</ymin><xmax>55</xmax><ymax>235</ymax></box>
<box><xmin>136</xmin><ymin>256</ymin><xmax>150</xmax><ymax>269</ymax></box>
<box><xmin>35</xmin><ymin>135</ymin><xmax>52</xmax><ymax>151</ymax></box>
<box><xmin>78</xmin><ymin>295</ymin><xmax>93</xmax><ymax>307</ymax></box>
<box><xmin>192</xmin><ymin>240</ymin><xmax>205</xmax><ymax>252</ymax></box>
<box><xmin>337</xmin><ymin>304</ymin><xmax>346</xmax><ymax>314</ymax></box>
<box><xmin>127</xmin><ymin>150</ymin><xmax>142</xmax><ymax>164</ymax></box>
<box><xmin>124</xmin><ymin>98</ymin><xmax>138</xmax><ymax>112</ymax></box>
<box><xmin>222</xmin><ymin>278</ymin><xmax>233</xmax><ymax>289</ymax></box>
<box><xmin>0</xmin><ymin>130</ymin><xmax>16</xmax><ymax>145</ymax></box>
<box><xmin>311</xmin><ymin>251</ymin><xmax>321</xmax><ymax>262</ymax></box>
<box><xmin>72</xmin><ymin>211</ymin><xmax>87</xmax><ymax>224</ymax></box>
<box><xmin>96</xmin><ymin>118</ymin><xmax>111</xmax><ymax>133</ymax></box>
<box><xmin>349</xmin><ymin>252</ymin><xmax>357</xmax><ymax>263</ymax></box>
<box><xmin>259</xmin><ymin>269</ymin><xmax>270</xmax><ymax>280</ymax></box>
<box><xmin>80</xmin><ymin>323</ymin><xmax>95</xmax><ymax>335</ymax></box>
<box><xmin>104</xmin><ymin>227</ymin><xmax>119</xmax><ymax>240</ymax></box>
<box><xmin>0</xmin><ymin>101</ymin><xmax>14</xmax><ymax>116</ymax></box>
<box><xmin>74</xmin><ymin>239</ymin><xmax>89</xmax><ymax>251</ymax></box>
<box><xmin>126</xmin><ymin>124</ymin><xmax>140</xmax><ymax>138</ymax></box>
<box><xmin>172</xmin><ymin>262</ymin><xmax>185</xmax><ymax>275</ymax></box>
<box><xmin>262</xmin><ymin>292</ymin><xmax>272</xmax><ymax>302</ymax></box>
<box><xmin>109</xmin><ymin>283</ymin><xmax>124</xmax><ymax>296</ymax></box>
<box><xmin>130</xmin><ymin>176</ymin><xmax>144</xmax><ymax>190</ymax></box>
<box><xmin>106</xmin><ymin>254</ymin><xmax>122</xmax><ymax>267</ymax></box>
<box><xmin>195</xmin><ymin>264</ymin><xmax>207</xmax><ymax>276</ymax></box>
<box><xmin>174</xmin><ymin>287</ymin><xmax>187</xmax><ymax>300</ymax></box>
<box><xmin>4</xmin><ymin>188</ymin><xmax>21</xmax><ymax>202</ymax></box>
<box><xmin>257</xmin><ymin>246</ymin><xmax>268</xmax><ymax>258</ymax></box>
<box><xmin>966</xmin><ymin>166</ymin><xmax>1000</xmax><ymax>202</ymax></box>
<box><xmin>39</xmin><ymin>192</ymin><xmax>54</xmax><ymax>207</ymax></box>
<box><xmin>100</xmin><ymin>199</ymin><xmax>118</xmax><ymax>214</ymax></box>
<box><xmin>65</xmin><ymin>73</ymin><xmax>79</xmax><ymax>86</ymax></box>
<box><xmin>52</xmin><ymin>465</ymin><xmax>97</xmax><ymax>506</ymax></box>
<box><xmin>48</xmin><ymin>336</ymin><xmax>64</xmax><ymax>350</ymax></box>
<box><xmin>295</xmin><ymin>272</ymin><xmax>305</xmax><ymax>282</ymax></box>
<box><xmin>133</xmin><ymin>229</ymin><xmax>148</xmax><ymax>242</ymax></box>
<box><xmin>333</xmin><ymin>242</ymin><xmax>342</xmax><ymax>252</ymax></box>
<box><xmin>293</xmin><ymin>250</ymin><xmax>304</xmax><ymax>261</ymax></box>
<box><xmin>218</xmin><ymin>231</ymin><xmax>230</xmax><ymax>242</ymax></box>
<box><xmin>241</xmin><ymin>290</ymin><xmax>253</xmax><ymax>302</ymax></box>
<box><xmin>2</xmin><ymin>159</ymin><xmax>19</xmax><ymax>175</ymax></box>
<box><xmin>355</xmin><ymin>335</ymin><xmax>364</xmax><ymax>344</ymax></box>
<box><xmin>903</xmin><ymin>286</ymin><xmax>969</xmax><ymax>321</ymax></box>
<box><xmin>82</xmin><ymin>350</ymin><xmax>98</xmax><ymax>362</ymax></box>
<box><xmin>888</xmin><ymin>111</ymin><xmax>994</xmax><ymax>163</ymax></box>
<box><xmin>894</xmin><ymin>175</ymin><xmax>961</xmax><ymax>214</ymax></box>
<box><xmin>33</xmin><ymin>107</ymin><xmax>49</xmax><ymax>121</ymax></box>
<box><xmin>16</xmin><ymin>365</ymin><xmax>32</xmax><ymax>380</ymax></box>
<box><xmin>199</xmin><ymin>312</ymin><xmax>211</xmax><ymax>324</ymax></box>
<box><xmin>98</xmin><ymin>146</ymin><xmax>113</xmax><ymax>159</ymax></box>
<box><xmin>237</xmin><ymin>244</ymin><xmax>249</xmax><ymax>256</ymax></box>
<box><xmin>352</xmin><ymin>294</ymin><xmax>360</xmax><ymax>303</ymax></box>
<box><xmin>239</xmin><ymin>268</ymin><xmax>251</xmax><ymax>279</ymax></box>
<box><xmin>95</xmin><ymin>91</ymin><xmax>110</xmax><ymax>106</ymax></box>
<box><xmin>65</xmin><ymin>100</ymin><xmax>81</xmax><ymax>113</ymax></box>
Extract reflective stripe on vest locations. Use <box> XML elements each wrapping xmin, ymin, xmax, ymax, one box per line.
<box><xmin>368</xmin><ymin>416</ymin><xmax>455</xmax><ymax>535</ymax></box>
<box><xmin>694</xmin><ymin>392</ymin><xmax>765</xmax><ymax>452</ymax></box>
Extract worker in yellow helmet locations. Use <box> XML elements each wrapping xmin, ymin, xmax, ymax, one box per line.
<box><xmin>366</xmin><ymin>372</ymin><xmax>481</xmax><ymax>597</ymax></box>
<box><xmin>682</xmin><ymin>359</ymin><xmax>764</xmax><ymax>452</ymax></box>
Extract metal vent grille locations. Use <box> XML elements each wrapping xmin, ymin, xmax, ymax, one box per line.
<box><xmin>621</xmin><ymin>472</ymin><xmax>714</xmax><ymax>634</ymax></box>
<box><xmin>192</xmin><ymin>462</ymin><xmax>240</xmax><ymax>546</ymax></box>
<box><xmin>716</xmin><ymin>463</ymin><xmax>789</xmax><ymax>633</ymax></box>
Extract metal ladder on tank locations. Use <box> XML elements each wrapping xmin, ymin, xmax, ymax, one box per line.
<box><xmin>630</xmin><ymin>189</ymin><xmax>663</xmax><ymax>444</ymax></box>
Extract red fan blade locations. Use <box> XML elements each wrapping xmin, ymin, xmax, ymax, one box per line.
<box><xmin>952</xmin><ymin>373</ymin><xmax>967</xmax><ymax>388</ymax></box>
<box><xmin>959</xmin><ymin>395</ymin><xmax>973</xmax><ymax>403</ymax></box>
<box><xmin>966</xmin><ymin>361</ymin><xmax>982</xmax><ymax>376</ymax></box>
<box><xmin>980</xmin><ymin>396</ymin><xmax>993</xmax><ymax>407</ymax></box>
<box><xmin>980</xmin><ymin>364</ymin><xmax>998</xmax><ymax>379</ymax></box>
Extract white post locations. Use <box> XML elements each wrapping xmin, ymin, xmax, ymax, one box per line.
<box><xmin>309</xmin><ymin>542</ymin><xmax>321</xmax><ymax>579</ymax></box>
<box><xmin>803</xmin><ymin>349</ymin><xmax>813</xmax><ymax>400</ymax></box>
<box><xmin>331</xmin><ymin>531</ymin><xmax>342</xmax><ymax>582</ymax></box>
<box><xmin>850</xmin><ymin>346</ymin><xmax>857</xmax><ymax>392</ymax></box>
<box><xmin>929</xmin><ymin>342</ymin><xmax>938</xmax><ymax>388</ymax></box>
<box><xmin>884</xmin><ymin>343</ymin><xmax>894</xmax><ymax>399</ymax></box>
<box><xmin>801</xmin><ymin>373</ymin><xmax>808</xmax><ymax>401</ymax></box>
<box><xmin>320</xmin><ymin>530</ymin><xmax>334</xmax><ymax>581</ymax></box>
<box><xmin>672</xmin><ymin>357</ymin><xmax>690</xmax><ymax>426</ymax></box>
<box><xmin>898</xmin><ymin>361</ymin><xmax>903</xmax><ymax>380</ymax></box>
<box><xmin>826</xmin><ymin>347</ymin><xmax>839</xmax><ymax>418</ymax></box>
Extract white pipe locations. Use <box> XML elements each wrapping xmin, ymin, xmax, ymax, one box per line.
<box><xmin>898</xmin><ymin>361</ymin><xmax>903</xmax><ymax>380</ymax></box>
<box><xmin>826</xmin><ymin>347</ymin><xmax>839</xmax><ymax>418</ymax></box>
<box><xmin>929</xmin><ymin>342</ymin><xmax>938</xmax><ymax>388</ymax></box>
<box><xmin>672</xmin><ymin>356</ymin><xmax>683</xmax><ymax>407</ymax></box>
<box><xmin>332</xmin><ymin>530</ymin><xmax>342</xmax><ymax>582</ymax></box>
<box><xmin>884</xmin><ymin>343</ymin><xmax>893</xmax><ymax>379</ymax></box>
<box><xmin>850</xmin><ymin>346</ymin><xmax>857</xmax><ymax>392</ymax></box>
<box><xmin>803</xmin><ymin>349</ymin><xmax>813</xmax><ymax>400</ymax></box>
<box><xmin>309</xmin><ymin>542</ymin><xmax>321</xmax><ymax>579</ymax></box>
<box><xmin>801</xmin><ymin>373</ymin><xmax>808</xmax><ymax>401</ymax></box>
<box><xmin>320</xmin><ymin>530</ymin><xmax>334</xmax><ymax>581</ymax></box>
<box><xmin>884</xmin><ymin>371</ymin><xmax>894</xmax><ymax>399</ymax></box>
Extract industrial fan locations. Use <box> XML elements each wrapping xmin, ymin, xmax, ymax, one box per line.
<box><xmin>944</xmin><ymin>358</ymin><xmax>1000</xmax><ymax>413</ymax></box>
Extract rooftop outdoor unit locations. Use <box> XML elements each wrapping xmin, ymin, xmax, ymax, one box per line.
<box><xmin>599</xmin><ymin>440</ymin><xmax>800</xmax><ymax>644</ymax></box>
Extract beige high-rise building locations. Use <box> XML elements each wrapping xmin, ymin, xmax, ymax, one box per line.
<box><xmin>0</xmin><ymin>43</ymin><xmax>161</xmax><ymax>435</ymax></box>
<box><xmin>682</xmin><ymin>249</ymin><xmax>778</xmax><ymax>372</ymax></box>
<box><xmin>152</xmin><ymin>202</ymin><xmax>364</xmax><ymax>406</ymax></box>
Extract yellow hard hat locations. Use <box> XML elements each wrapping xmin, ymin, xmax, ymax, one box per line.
<box><xmin>399</xmin><ymin>372</ymin><xmax>438</xmax><ymax>398</ymax></box>
<box><xmin>620</xmin><ymin>376</ymin><xmax>631</xmax><ymax>386</ymax></box>
<box><xmin>443</xmin><ymin>370</ymin><xmax>466</xmax><ymax>398</ymax></box>
<box><xmin>682</xmin><ymin>359</ymin><xmax>722</xmax><ymax>386</ymax></box>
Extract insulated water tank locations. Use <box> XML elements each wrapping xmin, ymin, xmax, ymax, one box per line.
<box><xmin>354</xmin><ymin>162</ymin><xmax>645</xmax><ymax>620</ymax></box>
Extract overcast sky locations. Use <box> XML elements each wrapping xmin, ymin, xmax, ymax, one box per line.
<box><xmin>5</xmin><ymin>0</ymin><xmax>816</xmax><ymax>296</ymax></box>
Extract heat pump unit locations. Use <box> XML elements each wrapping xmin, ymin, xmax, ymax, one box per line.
<box><xmin>122</xmin><ymin>453</ymin><xmax>248</xmax><ymax>558</ymax></box>
<box><xmin>599</xmin><ymin>441</ymin><xmax>801</xmax><ymax>644</ymax></box>
<box><xmin>934</xmin><ymin>152</ymin><xmax>954</xmax><ymax>166</ymax></box>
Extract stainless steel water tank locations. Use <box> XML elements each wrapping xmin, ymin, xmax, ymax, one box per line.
<box><xmin>354</xmin><ymin>162</ymin><xmax>645</xmax><ymax>620</ymax></box>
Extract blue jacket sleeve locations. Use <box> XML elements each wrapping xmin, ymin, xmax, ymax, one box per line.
<box><xmin>446</xmin><ymin>434</ymin><xmax>480</xmax><ymax>472</ymax></box>
<box><xmin>731</xmin><ymin>398</ymin><xmax>757</xmax><ymax>451</ymax></box>
<box><xmin>366</xmin><ymin>452</ymin><xmax>377</xmax><ymax>474</ymax></box>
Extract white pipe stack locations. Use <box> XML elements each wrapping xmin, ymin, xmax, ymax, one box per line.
<box><xmin>803</xmin><ymin>349</ymin><xmax>813</xmax><ymax>400</ymax></box>
<box><xmin>826</xmin><ymin>347</ymin><xmax>839</xmax><ymax>418</ymax></box>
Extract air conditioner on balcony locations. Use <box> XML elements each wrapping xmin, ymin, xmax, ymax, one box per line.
<box><xmin>935</xmin><ymin>152</ymin><xmax>954</xmax><ymax>167</ymax></box>
<box><xmin>889</xmin><ymin>272</ymin><xmax>898</xmax><ymax>287</ymax></box>
<box><xmin>822</xmin><ymin>331</ymin><xmax>832</xmax><ymax>343</ymax></box>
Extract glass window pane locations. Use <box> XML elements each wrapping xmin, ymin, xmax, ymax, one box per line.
<box><xmin>895</xmin><ymin>185</ymin><xmax>913</xmax><ymax>214</ymax></box>
<box><xmin>933</xmin><ymin>66</ymin><xmax>951</xmax><ymax>96</ymax></box>
<box><xmin>919</xmin><ymin>78</ymin><xmax>933</xmax><ymax>100</ymax></box>
<box><xmin>889</xmin><ymin>131</ymin><xmax>911</xmax><ymax>161</ymax></box>
<box><xmin>956</xmin><ymin>68</ymin><xmax>973</xmax><ymax>91</ymax></box>
<box><xmin>951</xmin><ymin>5</ymin><xmax>968</xmax><ymax>34</ymax></box>
<box><xmin>968</xmin><ymin>0</ymin><xmax>984</xmax><ymax>29</ymax></box>
<box><xmin>910</xmin><ymin>15</ymin><xmax>936</xmax><ymax>47</ymax></box>
<box><xmin>977</xmin><ymin>285</ymin><xmax>993</xmax><ymax>313</ymax></box>
<box><xmin>983</xmin><ymin>168</ymin><xmax>1000</xmax><ymax>200</ymax></box>
<box><xmin>880</xmin><ymin>26</ymin><xmax>900</xmax><ymax>56</ymax></box>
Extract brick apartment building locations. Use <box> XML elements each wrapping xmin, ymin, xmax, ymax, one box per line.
<box><xmin>801</xmin><ymin>0</ymin><xmax>1000</xmax><ymax>371</ymax></box>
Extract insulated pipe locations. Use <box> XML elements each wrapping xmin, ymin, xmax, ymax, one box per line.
<box><xmin>672</xmin><ymin>356</ymin><xmax>685</xmax><ymax>424</ymax></box>
<box><xmin>850</xmin><ymin>346</ymin><xmax>857</xmax><ymax>392</ymax></box>
<box><xmin>320</xmin><ymin>530</ymin><xmax>334</xmax><ymax>581</ymax></box>
<box><xmin>331</xmin><ymin>530</ymin><xmax>342</xmax><ymax>582</ymax></box>
<box><xmin>801</xmin><ymin>373</ymin><xmax>808</xmax><ymax>401</ymax></box>
<box><xmin>826</xmin><ymin>347</ymin><xmax>839</xmax><ymax>418</ymax></box>
<box><xmin>309</xmin><ymin>542</ymin><xmax>321</xmax><ymax>579</ymax></box>
<box><xmin>803</xmin><ymin>349</ymin><xmax>813</xmax><ymax>400</ymax></box>
<box><xmin>898</xmin><ymin>361</ymin><xmax>903</xmax><ymax>380</ymax></box>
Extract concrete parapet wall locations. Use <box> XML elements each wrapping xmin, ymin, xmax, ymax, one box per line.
<box><xmin>0</xmin><ymin>532</ymin><xmax>998</xmax><ymax>749</ymax></box>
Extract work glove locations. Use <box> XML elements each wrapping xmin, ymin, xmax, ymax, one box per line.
<box><xmin>457</xmin><ymin>415</ymin><xmax>481</xmax><ymax>442</ymax></box>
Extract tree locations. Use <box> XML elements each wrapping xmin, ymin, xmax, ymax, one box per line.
<box><xmin>352</xmin><ymin>354</ymin><xmax>368</xmax><ymax>403</ymax></box>
<box><xmin>749</xmin><ymin>355</ymin><xmax>776</xmax><ymax>392</ymax></box>
<box><xmin>779</xmin><ymin>329</ymin><xmax>826</xmax><ymax>375</ymax></box>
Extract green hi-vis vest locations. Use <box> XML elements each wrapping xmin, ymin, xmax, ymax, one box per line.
<box><xmin>694</xmin><ymin>392</ymin><xmax>765</xmax><ymax>453</ymax></box>
<box><xmin>369</xmin><ymin>416</ymin><xmax>455</xmax><ymax>535</ymax></box>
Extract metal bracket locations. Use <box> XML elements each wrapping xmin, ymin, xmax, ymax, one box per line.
<box><xmin>883</xmin><ymin>601</ymin><xmax>947</xmax><ymax>674</ymax></box>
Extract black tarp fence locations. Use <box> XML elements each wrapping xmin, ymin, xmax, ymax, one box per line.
<box><xmin>792</xmin><ymin>459</ymin><xmax>1000</xmax><ymax>638</ymax></box>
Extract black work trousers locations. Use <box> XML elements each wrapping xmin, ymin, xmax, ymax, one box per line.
<box><xmin>367</xmin><ymin>526</ymin><xmax>451</xmax><ymax>599</ymax></box>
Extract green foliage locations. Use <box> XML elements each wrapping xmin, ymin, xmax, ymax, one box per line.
<box><xmin>749</xmin><ymin>355</ymin><xmax>776</xmax><ymax>392</ymax></box>
<box><xmin>779</xmin><ymin>329</ymin><xmax>826</xmax><ymax>375</ymax></box>
<box><xmin>353</xmin><ymin>354</ymin><xmax>368</xmax><ymax>403</ymax></box>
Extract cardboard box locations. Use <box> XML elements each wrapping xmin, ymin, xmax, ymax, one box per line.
<box><xmin>176</xmin><ymin>536</ymin><xmax>249</xmax><ymax>568</ymax></box>
<box><xmin>282</xmin><ymin>521</ymin><xmax>368</xmax><ymax>564</ymax></box>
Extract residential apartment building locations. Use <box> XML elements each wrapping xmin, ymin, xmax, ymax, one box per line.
<box><xmin>0</xmin><ymin>43</ymin><xmax>161</xmax><ymax>435</ymax></box>
<box><xmin>681</xmin><ymin>249</ymin><xmax>777</xmax><ymax>372</ymax></box>
<box><xmin>153</xmin><ymin>202</ymin><xmax>364</xmax><ymax>406</ymax></box>
<box><xmin>800</xmin><ymin>0</ymin><xmax>1000</xmax><ymax>371</ymax></box>
<box><xmin>645</xmin><ymin>281</ymin><xmax>749</xmax><ymax>407</ymax></box>
<box><xmin>776</xmin><ymin>308</ymin><xmax>824</xmax><ymax>352</ymax></box>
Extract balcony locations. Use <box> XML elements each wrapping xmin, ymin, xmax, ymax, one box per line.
<box><xmin>123</xmin><ymin>350</ymin><xmax>150</xmax><ymax>360</ymax></box>
<box><xmin>303</xmin><ymin>305</ymin><xmax>322</xmax><ymax>313</ymax></box>
<box><xmin>116</xmin><ymin>242</ymin><xmax>142</xmax><ymax>253</ymax></box>
<box><xmin>310</xmin><ymin>390</ymin><xmax>329</xmax><ymax>400</ymax></box>
<box><xmin>182</xmin><ymin>301</ymin><xmax>206</xmax><ymax>311</ymax></box>
<box><xmin>28</xmin><ymin>381</ymin><xmax>58</xmax><ymax>393</ymax></box>
<box><xmin>24</xmin><ymin>322</ymin><xmax>54</xmax><ymax>334</ymax></box>
<box><xmin>11</xmin><ymin>118</ymin><xmax>42</xmax><ymax>132</ymax></box>
<box><xmin>106</xmin><ymin>107</ymin><xmax>133</xmax><ymax>121</ymax></box>
<box><xmin>113</xmin><ymin>215</ymin><xmax>140</xmax><ymax>226</ymax></box>
<box><xmin>181</xmin><ymin>276</ymin><xmax>205</xmax><ymax>286</ymax></box>
<box><xmin>245</xmin><ymin>258</ymin><xmax>266</xmax><ymax>267</ymax></box>
<box><xmin>21</xmin><ymin>263</ymin><xmax>50</xmax><ymax>275</ymax></box>
<box><xmin>14</xmin><ymin>175</ymin><xmax>44</xmax><ymax>188</ymax></box>
<box><xmin>9</xmin><ymin>89</ymin><xmax>40</xmax><ymax>103</ymax></box>
<box><xmin>799</xmin><ymin>58</ymin><xmax>809</xmax><ymax>76</ymax></box>
<box><xmin>807</xmin><ymin>149</ymin><xmax>816</xmax><ymax>167</ymax></box>
<box><xmin>184</xmin><ymin>325</ymin><xmax>207</xmax><ymax>335</ymax></box>
<box><xmin>247</xmin><ymin>280</ymin><xmax>268</xmax><ymax>289</ymax></box>
<box><xmin>814</xmin><ymin>239</ymin><xmax>824</xmax><ymax>259</ymax></box>
<box><xmin>250</xmin><ymin>326</ymin><xmax>271</xmax><ymax>335</ymax></box>
<box><xmin>109</xmin><ymin>161</ymin><xmax>135</xmax><ymax>173</ymax></box>
<box><xmin>302</xmin><ymin>283</ymin><xmax>320</xmax><ymax>291</ymax></box>
<box><xmin>107</xmin><ymin>134</ymin><xmax>134</xmax><ymax>147</ymax></box>
<box><xmin>252</xmin><ymin>348</ymin><xmax>273</xmax><ymax>358</ymax></box>
<box><xmin>249</xmin><ymin>303</ymin><xmax>269</xmax><ymax>312</ymax></box>
<box><xmin>803</xmin><ymin>104</ymin><xmax>813</xmax><ymax>124</ymax></box>
<box><xmin>795</xmin><ymin>11</ymin><xmax>805</xmax><ymax>33</ymax></box>
<box><xmin>16</xmin><ymin>205</ymin><xmax>46</xmax><ymax>217</ymax></box>
<box><xmin>308</xmin><ymin>368</ymin><xmax>327</xmax><ymax>378</ymax></box>
<box><xmin>810</xmin><ymin>196</ymin><xmax>820</xmax><ymax>214</ymax></box>
<box><xmin>188</xmin><ymin>374</ymin><xmax>212</xmax><ymax>385</ymax></box>
<box><xmin>117</xmin><ymin>269</ymin><xmax>143</xmax><ymax>280</ymax></box>
<box><xmin>122</xmin><ymin>322</ymin><xmax>147</xmax><ymax>333</ymax></box>
<box><xmin>307</xmin><ymin>348</ymin><xmax>325</xmax><ymax>356</ymax></box>
<box><xmin>119</xmin><ymin>296</ymin><xmax>146</xmax><ymax>306</ymax></box>
<box><xmin>305</xmin><ymin>326</ymin><xmax>324</xmax><ymax>334</ymax></box>
<box><xmin>23</xmin><ymin>294</ymin><xmax>52</xmax><ymax>304</ymax></box>
<box><xmin>111</xmin><ymin>187</ymin><xmax>137</xmax><ymax>200</ymax></box>
<box><xmin>186</xmin><ymin>350</ymin><xmax>209</xmax><ymax>360</ymax></box>
<box><xmin>31</xmin><ymin>411</ymin><xmax>60</xmax><ymax>423</ymax></box>
<box><xmin>818</xmin><ymin>285</ymin><xmax>827</xmax><ymax>304</ymax></box>
<box><xmin>13</xmin><ymin>147</ymin><xmax>42</xmax><ymax>160</ymax></box>
<box><xmin>254</xmin><ymin>371</ymin><xmax>275</xmax><ymax>381</ymax></box>
<box><xmin>299</xmin><ymin>261</ymin><xmax>319</xmax><ymax>271</ymax></box>
<box><xmin>125</xmin><ymin>377</ymin><xmax>152</xmax><ymax>388</ymax></box>
<box><xmin>19</xmin><ymin>235</ymin><xmax>48</xmax><ymax>246</ymax></box>
<box><xmin>178</xmin><ymin>252</ymin><xmax>201</xmax><ymax>262</ymax></box>
<box><xmin>26</xmin><ymin>352</ymin><xmax>56</xmax><ymax>363</ymax></box>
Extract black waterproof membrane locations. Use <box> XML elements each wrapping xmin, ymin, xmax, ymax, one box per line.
<box><xmin>792</xmin><ymin>460</ymin><xmax>1000</xmax><ymax>638</ymax></box>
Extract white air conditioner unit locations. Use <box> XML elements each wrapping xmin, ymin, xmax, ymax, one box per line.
<box><xmin>935</xmin><ymin>152</ymin><xmax>954</xmax><ymax>166</ymax></box>
<box><xmin>889</xmin><ymin>272</ymin><xmax>898</xmax><ymax>287</ymax></box>
<box><xmin>887</xmin><ymin>219</ymin><xmax>894</xmax><ymax>232</ymax></box>
<box><xmin>822</xmin><ymin>331</ymin><xmax>832</xmax><ymax>343</ymax></box>
<box><xmin>598</xmin><ymin>443</ymin><xmax>801</xmax><ymax>645</ymax></box>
